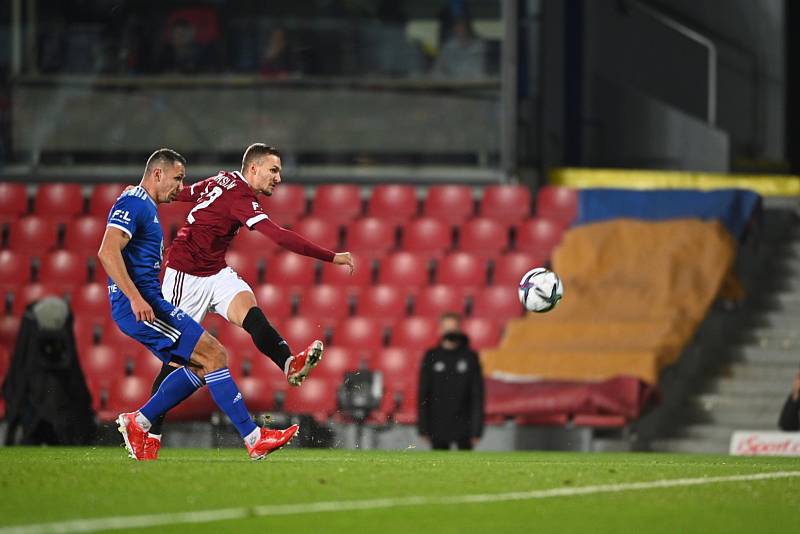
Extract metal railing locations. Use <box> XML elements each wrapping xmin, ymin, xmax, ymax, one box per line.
<box><xmin>628</xmin><ymin>0</ymin><xmax>718</xmax><ymax>126</ymax></box>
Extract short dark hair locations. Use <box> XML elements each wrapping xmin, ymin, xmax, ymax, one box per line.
<box><xmin>242</xmin><ymin>143</ymin><xmax>282</xmax><ymax>171</ymax></box>
<box><xmin>439</xmin><ymin>311</ymin><xmax>462</xmax><ymax>323</ymax></box>
<box><xmin>145</xmin><ymin>148</ymin><xmax>186</xmax><ymax>174</ymax></box>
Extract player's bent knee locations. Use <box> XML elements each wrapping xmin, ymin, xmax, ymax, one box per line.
<box><xmin>191</xmin><ymin>332</ymin><xmax>229</xmax><ymax>373</ymax></box>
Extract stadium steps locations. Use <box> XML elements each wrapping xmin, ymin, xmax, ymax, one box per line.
<box><xmin>644</xmin><ymin>205</ymin><xmax>800</xmax><ymax>454</ymax></box>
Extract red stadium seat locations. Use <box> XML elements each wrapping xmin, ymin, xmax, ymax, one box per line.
<box><xmin>252</xmin><ymin>284</ymin><xmax>293</xmax><ymax>320</ymax></box>
<box><xmin>346</xmin><ymin>217</ymin><xmax>396</xmax><ymax>259</ymax></box>
<box><xmin>259</xmin><ymin>184</ymin><xmax>307</xmax><ymax>227</ymax></box>
<box><xmin>320</xmin><ymin>253</ymin><xmax>373</xmax><ymax>294</ymax></box>
<box><xmin>93</xmin><ymin>257</ymin><xmax>109</xmax><ymax>284</ymax></box>
<box><xmin>231</xmin><ymin>226</ymin><xmax>279</xmax><ymax>258</ymax></box>
<box><xmin>158</xmin><ymin>202</ymin><xmax>191</xmax><ymax>234</ymax></box>
<box><xmin>374</xmin><ymin>345</ymin><xmax>422</xmax><ymax>422</ymax></box>
<box><xmin>492</xmin><ymin>252</ymin><xmax>543</xmax><ymax>286</ymax></box>
<box><xmin>0</xmin><ymin>316</ymin><xmax>21</xmax><ymax>350</ymax></box>
<box><xmin>377</xmin><ymin>252</ymin><xmax>430</xmax><ymax>292</ymax></box>
<box><xmin>64</xmin><ymin>216</ymin><xmax>106</xmax><ymax>257</ymax></box>
<box><xmin>401</xmin><ymin>217</ymin><xmax>452</xmax><ymax>259</ymax></box>
<box><xmin>356</xmin><ymin>285</ymin><xmax>408</xmax><ymax>327</ymax></box>
<box><xmin>127</xmin><ymin>347</ymin><xmax>164</xmax><ymax>378</ymax></box>
<box><xmin>39</xmin><ymin>251</ymin><xmax>88</xmax><ymax>290</ymax></box>
<box><xmin>73</xmin><ymin>315</ymin><xmax>100</xmax><ymax>354</ymax></box>
<box><xmin>80</xmin><ymin>345</ymin><xmax>126</xmax><ymax>387</ymax></box>
<box><xmin>11</xmin><ymin>283</ymin><xmax>65</xmax><ymax>315</ymax></box>
<box><xmin>168</xmin><ymin>386</ymin><xmax>215</xmax><ymax>421</ymax></box>
<box><xmin>283</xmin><ymin>376</ymin><xmax>336</xmax><ymax>421</ymax></box>
<box><xmin>100</xmin><ymin>321</ymin><xmax>142</xmax><ymax>355</ymax></box>
<box><xmin>0</xmin><ymin>183</ymin><xmax>29</xmax><ymax>223</ymax></box>
<box><xmin>89</xmin><ymin>183</ymin><xmax>128</xmax><ymax>218</ymax></box>
<box><xmin>367</xmin><ymin>185</ymin><xmax>418</xmax><ymax>224</ymax></box>
<box><xmin>458</xmin><ymin>217</ymin><xmax>509</xmax><ymax>259</ymax></box>
<box><xmin>0</xmin><ymin>346</ymin><xmax>8</xmax><ymax>379</ymax></box>
<box><xmin>34</xmin><ymin>183</ymin><xmax>84</xmax><ymax>222</ymax></box>
<box><xmin>236</xmin><ymin>376</ymin><xmax>276</xmax><ymax>412</ymax></box>
<box><xmin>374</xmin><ymin>346</ymin><xmax>421</xmax><ymax>386</ymax></box>
<box><xmin>479</xmin><ymin>185</ymin><xmax>532</xmax><ymax>225</ymax></box>
<box><xmin>71</xmin><ymin>283</ymin><xmax>110</xmax><ymax>319</ymax></box>
<box><xmin>472</xmin><ymin>286</ymin><xmax>523</xmax><ymax>321</ymax></box>
<box><xmin>200</xmin><ymin>314</ymin><xmax>227</xmax><ymax>337</ymax></box>
<box><xmin>462</xmin><ymin>318</ymin><xmax>502</xmax><ymax>350</ymax></box>
<box><xmin>103</xmin><ymin>376</ymin><xmax>151</xmax><ymax>420</ymax></box>
<box><xmin>7</xmin><ymin>216</ymin><xmax>58</xmax><ymax>256</ymax></box>
<box><xmin>436</xmin><ymin>252</ymin><xmax>487</xmax><ymax>294</ymax></box>
<box><xmin>312</xmin><ymin>185</ymin><xmax>362</xmax><ymax>225</ymax></box>
<box><xmin>515</xmin><ymin>218</ymin><xmax>567</xmax><ymax>258</ymax></box>
<box><xmin>0</xmin><ymin>250</ymin><xmax>32</xmax><ymax>291</ymax></box>
<box><xmin>333</xmin><ymin>316</ymin><xmax>384</xmax><ymax>352</ymax></box>
<box><xmin>281</xmin><ymin>316</ymin><xmax>325</xmax><ymax>353</ymax></box>
<box><xmin>293</xmin><ymin>216</ymin><xmax>340</xmax><ymax>251</ymax></box>
<box><xmin>265</xmin><ymin>251</ymin><xmax>316</xmax><ymax>289</ymax></box>
<box><xmin>217</xmin><ymin>322</ymin><xmax>263</xmax><ymax>362</ymax></box>
<box><xmin>536</xmin><ymin>186</ymin><xmax>578</xmax><ymax>224</ymax></box>
<box><xmin>391</xmin><ymin>316</ymin><xmax>439</xmax><ymax>351</ymax></box>
<box><xmin>413</xmin><ymin>285</ymin><xmax>466</xmax><ymax>317</ymax></box>
<box><xmin>297</xmin><ymin>285</ymin><xmax>349</xmax><ymax>328</ymax></box>
<box><xmin>233</xmin><ymin>346</ymin><xmax>286</xmax><ymax>381</ymax></box>
<box><xmin>225</xmin><ymin>250</ymin><xmax>262</xmax><ymax>286</ymax></box>
<box><xmin>312</xmin><ymin>346</ymin><xmax>359</xmax><ymax>382</ymax></box>
<box><xmin>423</xmin><ymin>185</ymin><xmax>474</xmax><ymax>226</ymax></box>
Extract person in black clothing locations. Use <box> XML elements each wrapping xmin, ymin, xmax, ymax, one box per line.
<box><xmin>778</xmin><ymin>371</ymin><xmax>800</xmax><ymax>431</ymax></box>
<box><xmin>418</xmin><ymin>312</ymin><xmax>484</xmax><ymax>450</ymax></box>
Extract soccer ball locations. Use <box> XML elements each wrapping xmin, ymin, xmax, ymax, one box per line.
<box><xmin>518</xmin><ymin>267</ymin><xmax>563</xmax><ymax>313</ymax></box>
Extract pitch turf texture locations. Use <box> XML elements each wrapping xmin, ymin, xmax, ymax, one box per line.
<box><xmin>1</xmin><ymin>448</ymin><xmax>798</xmax><ymax>533</ymax></box>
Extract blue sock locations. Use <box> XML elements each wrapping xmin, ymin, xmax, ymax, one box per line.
<box><xmin>205</xmin><ymin>367</ymin><xmax>258</xmax><ymax>438</ymax></box>
<box><xmin>140</xmin><ymin>367</ymin><xmax>203</xmax><ymax>425</ymax></box>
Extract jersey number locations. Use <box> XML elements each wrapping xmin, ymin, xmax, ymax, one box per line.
<box><xmin>187</xmin><ymin>186</ymin><xmax>223</xmax><ymax>224</ymax></box>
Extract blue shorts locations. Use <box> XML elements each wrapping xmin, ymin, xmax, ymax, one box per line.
<box><xmin>111</xmin><ymin>295</ymin><xmax>204</xmax><ymax>365</ymax></box>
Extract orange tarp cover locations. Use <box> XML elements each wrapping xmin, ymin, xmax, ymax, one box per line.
<box><xmin>482</xmin><ymin>219</ymin><xmax>735</xmax><ymax>384</ymax></box>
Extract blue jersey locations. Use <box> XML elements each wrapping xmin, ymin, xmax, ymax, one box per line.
<box><xmin>106</xmin><ymin>185</ymin><xmax>164</xmax><ymax>309</ymax></box>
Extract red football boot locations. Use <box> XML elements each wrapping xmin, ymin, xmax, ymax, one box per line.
<box><xmin>117</xmin><ymin>412</ymin><xmax>147</xmax><ymax>460</ymax></box>
<box><xmin>142</xmin><ymin>435</ymin><xmax>162</xmax><ymax>461</ymax></box>
<box><xmin>286</xmin><ymin>340</ymin><xmax>324</xmax><ymax>387</ymax></box>
<box><xmin>246</xmin><ymin>424</ymin><xmax>300</xmax><ymax>460</ymax></box>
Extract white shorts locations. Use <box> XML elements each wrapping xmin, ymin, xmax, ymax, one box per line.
<box><xmin>162</xmin><ymin>266</ymin><xmax>253</xmax><ymax>323</ymax></box>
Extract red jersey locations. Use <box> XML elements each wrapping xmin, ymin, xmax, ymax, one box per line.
<box><xmin>166</xmin><ymin>171</ymin><xmax>334</xmax><ymax>276</ymax></box>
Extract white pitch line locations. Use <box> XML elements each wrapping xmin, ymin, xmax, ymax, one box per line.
<box><xmin>2</xmin><ymin>470</ymin><xmax>799</xmax><ymax>534</ymax></box>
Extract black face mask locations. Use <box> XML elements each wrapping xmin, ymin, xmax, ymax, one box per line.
<box><xmin>442</xmin><ymin>332</ymin><xmax>467</xmax><ymax>346</ymax></box>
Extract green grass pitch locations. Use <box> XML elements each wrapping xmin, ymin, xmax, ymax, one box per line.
<box><xmin>1</xmin><ymin>447</ymin><xmax>798</xmax><ymax>533</ymax></box>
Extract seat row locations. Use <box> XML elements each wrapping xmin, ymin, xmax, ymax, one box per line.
<box><xmin>0</xmin><ymin>211</ymin><xmax>567</xmax><ymax>260</ymax></box>
<box><xmin>0</xmin><ymin>182</ymin><xmax>578</xmax><ymax>228</ymax></box>
<box><xmin>82</xmin><ymin>344</ymin><xmax>423</xmax><ymax>424</ymax></box>
<box><xmin>1</xmin><ymin>250</ymin><xmax>541</xmax><ymax>314</ymax></box>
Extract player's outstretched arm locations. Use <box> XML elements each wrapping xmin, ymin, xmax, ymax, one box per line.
<box><xmin>253</xmin><ymin>218</ymin><xmax>338</xmax><ymax>263</ymax></box>
<box><xmin>97</xmin><ymin>227</ymin><xmax>154</xmax><ymax>322</ymax></box>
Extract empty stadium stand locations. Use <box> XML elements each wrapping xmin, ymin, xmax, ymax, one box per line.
<box><xmin>1</xmin><ymin>182</ymin><xmax>581</xmax><ymax>433</ymax></box>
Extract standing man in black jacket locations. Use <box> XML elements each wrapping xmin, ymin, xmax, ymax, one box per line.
<box><xmin>418</xmin><ymin>312</ymin><xmax>484</xmax><ymax>450</ymax></box>
<box><xmin>778</xmin><ymin>371</ymin><xmax>800</xmax><ymax>431</ymax></box>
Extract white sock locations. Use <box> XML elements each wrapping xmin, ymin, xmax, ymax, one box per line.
<box><xmin>135</xmin><ymin>412</ymin><xmax>152</xmax><ymax>431</ymax></box>
<box><xmin>148</xmin><ymin>433</ymin><xmax>162</xmax><ymax>441</ymax></box>
<box><xmin>244</xmin><ymin>426</ymin><xmax>261</xmax><ymax>447</ymax></box>
<box><xmin>284</xmin><ymin>355</ymin><xmax>294</xmax><ymax>376</ymax></box>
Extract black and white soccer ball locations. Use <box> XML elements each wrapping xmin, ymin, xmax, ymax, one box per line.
<box><xmin>518</xmin><ymin>267</ymin><xmax>564</xmax><ymax>313</ymax></box>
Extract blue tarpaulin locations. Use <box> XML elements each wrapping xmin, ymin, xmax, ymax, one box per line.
<box><xmin>575</xmin><ymin>189</ymin><xmax>761</xmax><ymax>238</ymax></box>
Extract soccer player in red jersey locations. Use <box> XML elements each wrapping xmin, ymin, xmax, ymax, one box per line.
<box><xmin>143</xmin><ymin>143</ymin><xmax>354</xmax><ymax>459</ymax></box>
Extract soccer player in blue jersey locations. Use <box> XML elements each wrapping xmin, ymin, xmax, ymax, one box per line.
<box><xmin>97</xmin><ymin>148</ymin><xmax>298</xmax><ymax>460</ymax></box>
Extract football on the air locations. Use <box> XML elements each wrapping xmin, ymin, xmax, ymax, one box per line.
<box><xmin>518</xmin><ymin>267</ymin><xmax>563</xmax><ymax>313</ymax></box>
